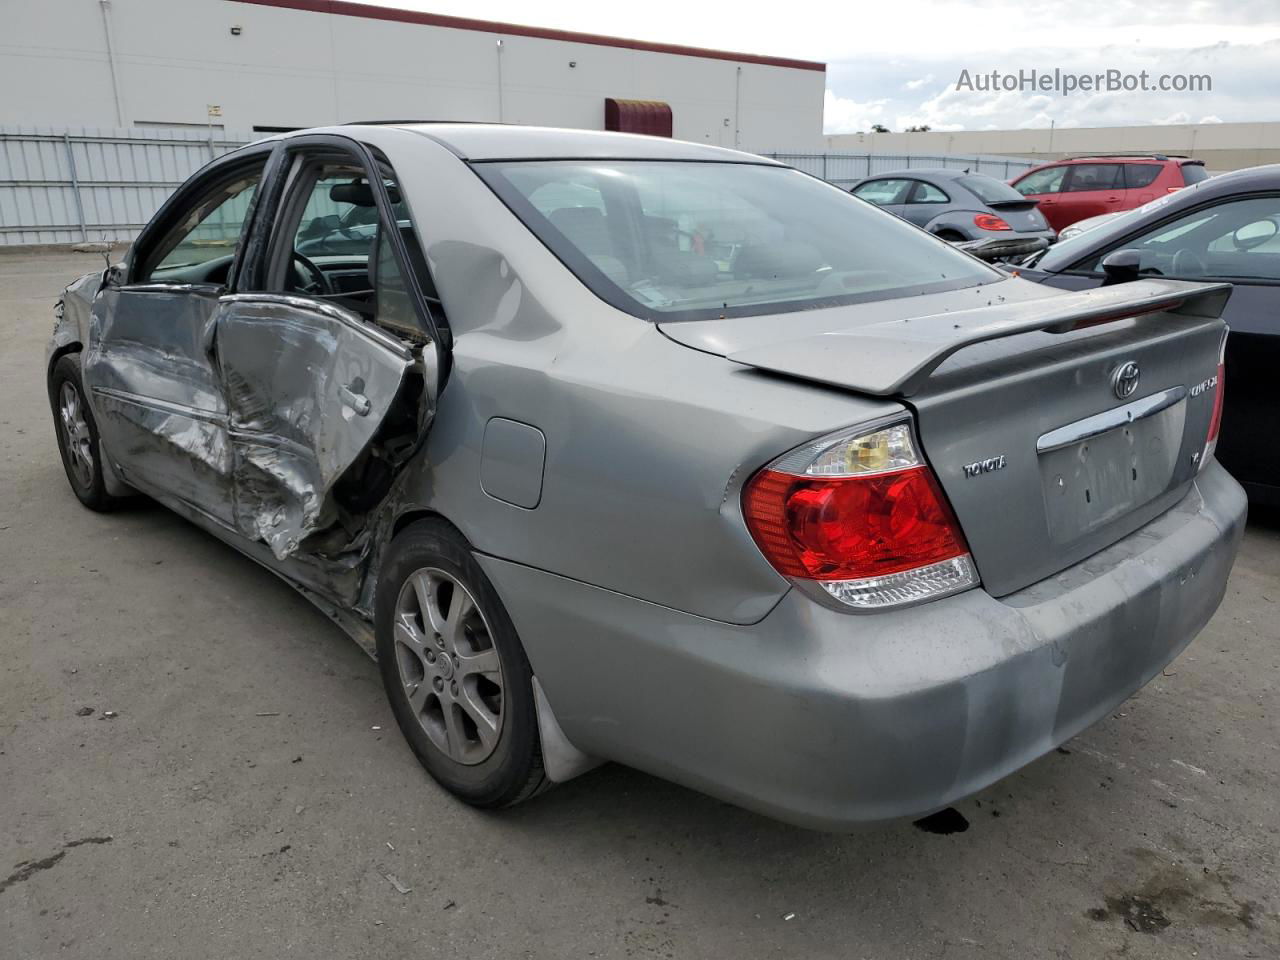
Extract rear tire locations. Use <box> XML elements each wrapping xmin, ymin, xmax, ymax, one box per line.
<box><xmin>375</xmin><ymin>519</ymin><xmax>548</xmax><ymax>808</ymax></box>
<box><xmin>934</xmin><ymin>229</ymin><xmax>966</xmax><ymax>242</ymax></box>
<box><xmin>48</xmin><ymin>353</ymin><xmax>121</xmax><ymax>512</ymax></box>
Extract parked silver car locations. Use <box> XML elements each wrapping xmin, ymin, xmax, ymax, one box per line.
<box><xmin>48</xmin><ymin>124</ymin><xmax>1245</xmax><ymax>829</ymax></box>
<box><xmin>851</xmin><ymin>167</ymin><xmax>1057</xmax><ymax>245</ymax></box>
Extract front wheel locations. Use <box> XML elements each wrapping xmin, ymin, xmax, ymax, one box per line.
<box><xmin>375</xmin><ymin>520</ymin><xmax>547</xmax><ymax>808</ymax></box>
<box><xmin>48</xmin><ymin>354</ymin><xmax>121</xmax><ymax>512</ymax></box>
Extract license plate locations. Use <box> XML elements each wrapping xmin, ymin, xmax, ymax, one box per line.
<box><xmin>1039</xmin><ymin>402</ymin><xmax>1184</xmax><ymax>542</ymax></box>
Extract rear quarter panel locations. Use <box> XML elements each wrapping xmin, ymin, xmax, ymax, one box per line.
<box><xmin>362</xmin><ymin>129</ymin><xmax>904</xmax><ymax>625</ymax></box>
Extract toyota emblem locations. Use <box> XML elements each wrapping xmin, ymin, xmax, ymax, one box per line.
<box><xmin>1112</xmin><ymin>361</ymin><xmax>1140</xmax><ymax>400</ymax></box>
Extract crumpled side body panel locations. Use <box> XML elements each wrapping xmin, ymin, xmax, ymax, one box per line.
<box><xmin>48</xmin><ymin>271</ymin><xmax>101</xmax><ymax>362</ymax></box>
<box><xmin>212</xmin><ymin>295</ymin><xmax>413</xmax><ymax>560</ymax></box>
<box><xmin>81</xmin><ymin>285</ymin><xmax>237</xmax><ymax>522</ymax></box>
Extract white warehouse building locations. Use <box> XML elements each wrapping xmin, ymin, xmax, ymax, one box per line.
<box><xmin>2</xmin><ymin>0</ymin><xmax>827</xmax><ymax>151</ymax></box>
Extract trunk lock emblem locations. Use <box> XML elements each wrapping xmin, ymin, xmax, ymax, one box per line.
<box><xmin>1112</xmin><ymin>361</ymin><xmax>1141</xmax><ymax>399</ymax></box>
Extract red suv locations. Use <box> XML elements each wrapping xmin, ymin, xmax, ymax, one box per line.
<box><xmin>1010</xmin><ymin>156</ymin><xmax>1208</xmax><ymax>232</ymax></box>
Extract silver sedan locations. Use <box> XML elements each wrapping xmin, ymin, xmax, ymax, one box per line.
<box><xmin>47</xmin><ymin>124</ymin><xmax>1244</xmax><ymax>829</ymax></box>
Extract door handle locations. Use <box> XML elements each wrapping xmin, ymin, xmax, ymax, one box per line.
<box><xmin>340</xmin><ymin>382</ymin><xmax>371</xmax><ymax>417</ymax></box>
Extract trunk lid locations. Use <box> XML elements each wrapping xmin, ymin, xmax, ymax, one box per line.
<box><xmin>660</xmin><ymin>279</ymin><xmax>1231</xmax><ymax>597</ymax></box>
<box><xmin>986</xmin><ymin>200</ymin><xmax>1048</xmax><ymax>232</ymax></box>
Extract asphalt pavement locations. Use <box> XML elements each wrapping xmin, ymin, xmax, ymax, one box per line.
<box><xmin>1</xmin><ymin>250</ymin><xmax>1276</xmax><ymax>959</ymax></box>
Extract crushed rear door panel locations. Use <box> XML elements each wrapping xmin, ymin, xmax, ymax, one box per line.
<box><xmin>212</xmin><ymin>294</ymin><xmax>415</xmax><ymax>560</ymax></box>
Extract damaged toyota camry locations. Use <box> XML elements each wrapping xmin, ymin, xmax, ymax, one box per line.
<box><xmin>47</xmin><ymin>124</ymin><xmax>1246</xmax><ymax>829</ymax></box>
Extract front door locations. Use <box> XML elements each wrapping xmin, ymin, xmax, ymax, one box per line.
<box><xmin>82</xmin><ymin>150</ymin><xmax>272</xmax><ymax>525</ymax></box>
<box><xmin>1013</xmin><ymin>165</ymin><xmax>1070</xmax><ymax>230</ymax></box>
<box><xmin>211</xmin><ymin>138</ymin><xmax>441</xmax><ymax>601</ymax></box>
<box><xmin>851</xmin><ymin>178</ymin><xmax>913</xmax><ymax>221</ymax></box>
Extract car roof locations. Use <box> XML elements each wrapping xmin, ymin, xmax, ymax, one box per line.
<box><xmin>1036</xmin><ymin>163</ymin><xmax>1280</xmax><ymax>271</ymax></box>
<box><xmin>319</xmin><ymin>122</ymin><xmax>783</xmax><ymax>164</ymax></box>
<box><xmin>861</xmin><ymin>168</ymin><xmax>978</xmax><ymax>181</ymax></box>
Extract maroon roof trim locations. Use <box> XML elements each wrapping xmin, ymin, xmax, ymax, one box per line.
<box><xmin>226</xmin><ymin>0</ymin><xmax>827</xmax><ymax>72</ymax></box>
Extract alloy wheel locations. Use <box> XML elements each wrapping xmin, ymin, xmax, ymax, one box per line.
<box><xmin>58</xmin><ymin>381</ymin><xmax>94</xmax><ymax>489</ymax></box>
<box><xmin>393</xmin><ymin>567</ymin><xmax>505</xmax><ymax>765</ymax></box>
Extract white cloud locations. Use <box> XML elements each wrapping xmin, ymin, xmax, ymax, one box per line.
<box><xmin>1199</xmin><ymin>115</ymin><xmax>1225</xmax><ymax>123</ymax></box>
<box><xmin>903</xmin><ymin>74</ymin><xmax>935</xmax><ymax>90</ymax></box>
<box><xmin>823</xmin><ymin>90</ymin><xmax>889</xmax><ymax>134</ymax></box>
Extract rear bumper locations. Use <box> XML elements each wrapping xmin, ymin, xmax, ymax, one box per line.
<box><xmin>479</xmin><ymin>461</ymin><xmax>1246</xmax><ymax>830</ymax></box>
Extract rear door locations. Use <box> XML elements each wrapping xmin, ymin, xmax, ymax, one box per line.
<box><xmin>1057</xmin><ymin>163</ymin><xmax>1125</xmax><ymax>227</ymax></box>
<box><xmin>213</xmin><ymin>135</ymin><xmax>440</xmax><ymax>590</ymax></box>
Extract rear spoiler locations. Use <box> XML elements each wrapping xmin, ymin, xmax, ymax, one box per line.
<box><xmin>728</xmin><ymin>279</ymin><xmax>1232</xmax><ymax>398</ymax></box>
<box><xmin>984</xmin><ymin>198</ymin><xmax>1040</xmax><ymax>209</ymax></box>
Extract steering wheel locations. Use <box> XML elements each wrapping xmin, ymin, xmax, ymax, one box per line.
<box><xmin>292</xmin><ymin>252</ymin><xmax>332</xmax><ymax>295</ymax></box>
<box><xmin>1171</xmin><ymin>248</ymin><xmax>1208</xmax><ymax>277</ymax></box>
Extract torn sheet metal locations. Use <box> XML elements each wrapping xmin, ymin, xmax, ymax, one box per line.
<box><xmin>213</xmin><ymin>293</ymin><xmax>413</xmax><ymax>560</ymax></box>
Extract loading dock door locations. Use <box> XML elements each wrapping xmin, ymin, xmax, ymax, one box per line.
<box><xmin>604</xmin><ymin>99</ymin><xmax>673</xmax><ymax>138</ymax></box>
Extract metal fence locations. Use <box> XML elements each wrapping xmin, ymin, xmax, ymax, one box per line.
<box><xmin>762</xmin><ymin>152</ymin><xmax>1036</xmax><ymax>188</ymax></box>
<box><xmin>0</xmin><ymin>125</ymin><xmax>252</xmax><ymax>246</ymax></box>
<box><xmin>0</xmin><ymin>126</ymin><xmax>1041</xmax><ymax>247</ymax></box>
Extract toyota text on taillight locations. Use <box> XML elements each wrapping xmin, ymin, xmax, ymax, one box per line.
<box><xmin>742</xmin><ymin>421</ymin><xmax>979</xmax><ymax>610</ymax></box>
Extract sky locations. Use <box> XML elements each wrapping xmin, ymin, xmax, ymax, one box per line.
<box><xmin>345</xmin><ymin>0</ymin><xmax>1280</xmax><ymax>133</ymax></box>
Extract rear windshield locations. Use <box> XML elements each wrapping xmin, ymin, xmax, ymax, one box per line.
<box><xmin>1180</xmin><ymin>163</ymin><xmax>1210</xmax><ymax>185</ymax></box>
<box><xmin>476</xmin><ymin>160</ymin><xmax>1000</xmax><ymax>322</ymax></box>
<box><xmin>957</xmin><ymin>175</ymin><xmax>1026</xmax><ymax>204</ymax></box>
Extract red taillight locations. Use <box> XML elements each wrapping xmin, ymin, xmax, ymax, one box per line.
<box><xmin>744</xmin><ymin>467</ymin><xmax>967</xmax><ymax>581</ymax></box>
<box><xmin>1201</xmin><ymin>330</ymin><xmax>1227</xmax><ymax>469</ymax></box>
<box><xmin>1206</xmin><ymin>362</ymin><xmax>1225</xmax><ymax>444</ymax></box>
<box><xmin>974</xmin><ymin>213</ymin><xmax>1011</xmax><ymax>231</ymax></box>
<box><xmin>741</xmin><ymin>422</ymin><xmax>978</xmax><ymax>610</ymax></box>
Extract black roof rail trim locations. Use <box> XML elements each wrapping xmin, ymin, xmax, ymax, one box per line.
<box><xmin>1060</xmin><ymin>152</ymin><xmax>1196</xmax><ymax>161</ymax></box>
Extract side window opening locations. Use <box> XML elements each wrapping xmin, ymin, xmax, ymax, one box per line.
<box><xmin>909</xmin><ymin>181</ymin><xmax>949</xmax><ymax>204</ymax></box>
<box><xmin>1014</xmin><ymin>165</ymin><xmax>1067</xmax><ymax>196</ymax></box>
<box><xmin>1074</xmin><ymin>196</ymin><xmax>1280</xmax><ymax>280</ymax></box>
<box><xmin>260</xmin><ymin>156</ymin><xmax>444</xmax><ymax>342</ymax></box>
<box><xmin>1124</xmin><ymin>164</ymin><xmax>1162</xmax><ymax>189</ymax></box>
<box><xmin>1064</xmin><ymin>164</ymin><xmax>1122</xmax><ymax>193</ymax></box>
<box><xmin>135</xmin><ymin>162</ymin><xmax>267</xmax><ymax>284</ymax></box>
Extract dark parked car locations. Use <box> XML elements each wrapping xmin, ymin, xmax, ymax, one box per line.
<box><xmin>1019</xmin><ymin>164</ymin><xmax>1280</xmax><ymax>503</ymax></box>
<box><xmin>851</xmin><ymin>168</ymin><xmax>1055</xmax><ymax>246</ymax></box>
<box><xmin>1011</xmin><ymin>155</ymin><xmax>1209</xmax><ymax>232</ymax></box>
